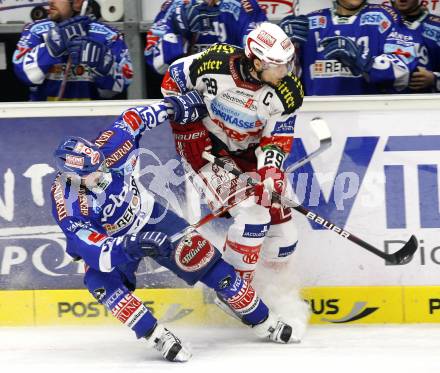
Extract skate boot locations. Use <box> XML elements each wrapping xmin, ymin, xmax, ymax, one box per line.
<box><xmin>252</xmin><ymin>312</ymin><xmax>300</xmax><ymax>344</ymax></box>
<box><xmin>145</xmin><ymin>324</ymin><xmax>192</xmax><ymax>362</ymax></box>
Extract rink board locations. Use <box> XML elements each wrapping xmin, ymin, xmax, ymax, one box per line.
<box><xmin>1</xmin><ymin>97</ymin><xmax>440</xmax><ymax>326</ymax></box>
<box><xmin>2</xmin><ymin>286</ymin><xmax>440</xmax><ymax>326</ymax></box>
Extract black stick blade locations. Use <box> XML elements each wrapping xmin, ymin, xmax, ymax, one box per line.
<box><xmin>389</xmin><ymin>235</ymin><xmax>418</xmax><ymax>265</ymax></box>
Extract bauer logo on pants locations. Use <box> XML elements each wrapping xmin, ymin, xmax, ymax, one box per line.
<box><xmin>175</xmin><ymin>233</ymin><xmax>215</xmax><ymax>272</ymax></box>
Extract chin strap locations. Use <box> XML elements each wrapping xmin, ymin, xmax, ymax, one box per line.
<box><xmin>391</xmin><ymin>0</ymin><xmax>422</xmax><ymax>16</ymax></box>
<box><xmin>334</xmin><ymin>0</ymin><xmax>367</xmax><ymax>12</ymax></box>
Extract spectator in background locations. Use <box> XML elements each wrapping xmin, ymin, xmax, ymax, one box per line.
<box><xmin>392</xmin><ymin>0</ymin><xmax>440</xmax><ymax>92</ymax></box>
<box><xmin>13</xmin><ymin>0</ymin><xmax>132</xmax><ymax>101</ymax></box>
<box><xmin>144</xmin><ymin>0</ymin><xmax>267</xmax><ymax>98</ymax></box>
<box><xmin>280</xmin><ymin>0</ymin><xmax>418</xmax><ymax>95</ymax></box>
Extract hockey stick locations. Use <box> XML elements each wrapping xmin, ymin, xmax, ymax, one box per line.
<box><xmin>55</xmin><ymin>0</ymin><xmax>89</xmax><ymax>101</ymax></box>
<box><xmin>169</xmin><ymin>191</ymin><xmax>249</xmax><ymax>243</ymax></box>
<box><xmin>201</xmin><ymin>152</ymin><xmax>418</xmax><ymax>265</ymax></box>
<box><xmin>285</xmin><ymin>117</ymin><xmax>332</xmax><ymax>173</ymax></box>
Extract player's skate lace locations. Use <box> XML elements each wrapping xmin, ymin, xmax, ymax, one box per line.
<box><xmin>252</xmin><ymin>312</ymin><xmax>300</xmax><ymax>344</ymax></box>
<box><xmin>145</xmin><ymin>324</ymin><xmax>192</xmax><ymax>362</ymax></box>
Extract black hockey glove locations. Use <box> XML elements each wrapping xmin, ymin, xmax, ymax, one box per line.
<box><xmin>122</xmin><ymin>231</ymin><xmax>172</xmax><ymax>261</ymax></box>
<box><xmin>173</xmin><ymin>0</ymin><xmax>220</xmax><ymax>35</ymax></box>
<box><xmin>163</xmin><ymin>91</ymin><xmax>208</xmax><ymax>125</ymax></box>
<box><xmin>67</xmin><ymin>37</ymin><xmax>114</xmax><ymax>76</ymax></box>
<box><xmin>321</xmin><ymin>36</ymin><xmax>373</xmax><ymax>76</ymax></box>
<box><xmin>279</xmin><ymin>15</ymin><xmax>309</xmax><ymax>44</ymax></box>
<box><xmin>46</xmin><ymin>15</ymin><xmax>91</xmax><ymax>57</ymax></box>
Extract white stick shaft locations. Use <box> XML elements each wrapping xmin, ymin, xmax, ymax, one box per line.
<box><xmin>285</xmin><ymin>117</ymin><xmax>332</xmax><ymax>173</ymax></box>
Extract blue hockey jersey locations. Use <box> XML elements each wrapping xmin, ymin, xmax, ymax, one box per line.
<box><xmin>13</xmin><ymin>18</ymin><xmax>133</xmax><ymax>101</ymax></box>
<box><xmin>300</xmin><ymin>4</ymin><xmax>418</xmax><ymax>95</ymax></box>
<box><xmin>400</xmin><ymin>10</ymin><xmax>440</xmax><ymax>92</ymax></box>
<box><xmin>50</xmin><ymin>104</ymin><xmax>170</xmax><ymax>272</ymax></box>
<box><xmin>145</xmin><ymin>0</ymin><xmax>267</xmax><ymax>74</ymax></box>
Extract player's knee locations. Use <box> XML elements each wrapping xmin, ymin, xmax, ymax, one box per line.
<box><xmin>159</xmin><ymin>232</ymin><xmax>221</xmax><ymax>286</ymax></box>
<box><xmin>230</xmin><ymin>198</ymin><xmax>271</xmax><ymax>225</ymax></box>
<box><xmin>84</xmin><ymin>268</ymin><xmax>128</xmax><ymax>305</ymax></box>
<box><xmin>261</xmin><ymin>220</ymin><xmax>298</xmax><ymax>262</ymax></box>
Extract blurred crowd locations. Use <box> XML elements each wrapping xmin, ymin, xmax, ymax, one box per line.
<box><xmin>7</xmin><ymin>0</ymin><xmax>440</xmax><ymax>101</ymax></box>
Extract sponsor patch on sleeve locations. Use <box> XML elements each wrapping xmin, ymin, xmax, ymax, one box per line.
<box><xmin>272</xmin><ymin>116</ymin><xmax>296</xmax><ymax>135</ymax></box>
<box><xmin>169</xmin><ymin>62</ymin><xmax>188</xmax><ymax>93</ymax></box>
<box><xmin>360</xmin><ymin>12</ymin><xmax>391</xmax><ymax>33</ymax></box>
<box><xmin>309</xmin><ymin>15</ymin><xmax>327</xmax><ymax>30</ymax></box>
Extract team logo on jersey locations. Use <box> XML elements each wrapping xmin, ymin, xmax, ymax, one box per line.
<box><xmin>360</xmin><ymin>12</ymin><xmax>391</xmax><ymax>34</ymax></box>
<box><xmin>89</xmin><ymin>23</ymin><xmax>117</xmax><ymax>40</ymax></box>
<box><xmin>175</xmin><ymin>232</ymin><xmax>215</xmax><ymax>272</ymax></box>
<box><xmin>423</xmin><ymin>23</ymin><xmax>440</xmax><ymax>43</ymax></box>
<box><xmin>170</xmin><ymin>62</ymin><xmax>187</xmax><ymax>92</ymax></box>
<box><xmin>272</xmin><ymin>116</ymin><xmax>296</xmax><ymax>135</ymax></box>
<box><xmin>222</xmin><ymin>0</ymin><xmax>241</xmax><ymax>20</ymax></box>
<box><xmin>30</xmin><ymin>21</ymin><xmax>53</xmax><ymax>35</ymax></box>
<box><xmin>257</xmin><ymin>30</ymin><xmax>276</xmax><ymax>47</ymax></box>
<box><xmin>242</xmin><ymin>223</ymin><xmax>270</xmax><ymax>238</ymax></box>
<box><xmin>309</xmin><ymin>16</ymin><xmax>327</xmax><ymax>30</ymax></box>
<box><xmin>92</xmin><ymin>288</ymin><xmax>106</xmax><ymax>302</ymax></box>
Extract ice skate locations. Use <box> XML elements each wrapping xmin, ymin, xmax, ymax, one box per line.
<box><xmin>145</xmin><ymin>324</ymin><xmax>192</xmax><ymax>362</ymax></box>
<box><xmin>252</xmin><ymin>312</ymin><xmax>300</xmax><ymax>344</ymax></box>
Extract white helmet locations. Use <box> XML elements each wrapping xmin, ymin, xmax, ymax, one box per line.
<box><xmin>245</xmin><ymin>22</ymin><xmax>295</xmax><ymax>65</ymax></box>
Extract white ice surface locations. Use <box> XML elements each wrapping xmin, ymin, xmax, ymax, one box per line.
<box><xmin>1</xmin><ymin>324</ymin><xmax>440</xmax><ymax>373</ymax></box>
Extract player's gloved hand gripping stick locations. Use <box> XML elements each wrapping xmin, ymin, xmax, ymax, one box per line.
<box><xmin>201</xmin><ymin>152</ymin><xmax>418</xmax><ymax>265</ymax></box>
<box><xmin>55</xmin><ymin>0</ymin><xmax>89</xmax><ymax>100</ymax></box>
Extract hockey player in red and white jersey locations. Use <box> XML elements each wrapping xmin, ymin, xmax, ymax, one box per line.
<box><xmin>161</xmin><ymin>23</ymin><xmax>304</xmax><ymax>297</ymax></box>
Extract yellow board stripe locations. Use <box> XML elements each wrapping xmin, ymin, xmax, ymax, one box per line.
<box><xmin>2</xmin><ymin>286</ymin><xmax>440</xmax><ymax>326</ymax></box>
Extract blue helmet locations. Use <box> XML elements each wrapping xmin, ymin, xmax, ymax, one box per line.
<box><xmin>54</xmin><ymin>136</ymin><xmax>105</xmax><ymax>176</ymax></box>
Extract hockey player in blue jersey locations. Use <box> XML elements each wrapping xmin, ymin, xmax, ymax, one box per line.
<box><xmin>280</xmin><ymin>0</ymin><xmax>418</xmax><ymax>95</ymax></box>
<box><xmin>144</xmin><ymin>0</ymin><xmax>267</xmax><ymax>76</ymax></box>
<box><xmin>13</xmin><ymin>0</ymin><xmax>132</xmax><ymax>101</ymax></box>
<box><xmin>392</xmin><ymin>0</ymin><xmax>440</xmax><ymax>92</ymax></box>
<box><xmin>51</xmin><ymin>91</ymin><xmax>299</xmax><ymax>363</ymax></box>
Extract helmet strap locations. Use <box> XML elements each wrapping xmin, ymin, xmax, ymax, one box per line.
<box><xmin>335</xmin><ymin>0</ymin><xmax>366</xmax><ymax>12</ymax></box>
<box><xmin>391</xmin><ymin>0</ymin><xmax>422</xmax><ymax>16</ymax></box>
